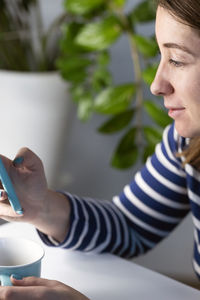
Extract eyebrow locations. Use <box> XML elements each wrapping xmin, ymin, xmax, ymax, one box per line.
<box><xmin>163</xmin><ymin>42</ymin><xmax>195</xmax><ymax>56</ymax></box>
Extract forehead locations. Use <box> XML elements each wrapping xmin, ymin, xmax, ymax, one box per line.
<box><xmin>156</xmin><ymin>6</ymin><xmax>200</xmax><ymax>47</ymax></box>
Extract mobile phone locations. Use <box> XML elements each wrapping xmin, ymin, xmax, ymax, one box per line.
<box><xmin>0</xmin><ymin>157</ymin><xmax>23</xmax><ymax>215</ymax></box>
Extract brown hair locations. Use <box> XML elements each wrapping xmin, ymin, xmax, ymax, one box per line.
<box><xmin>155</xmin><ymin>0</ymin><xmax>200</xmax><ymax>169</ymax></box>
<box><xmin>156</xmin><ymin>0</ymin><xmax>200</xmax><ymax>30</ymax></box>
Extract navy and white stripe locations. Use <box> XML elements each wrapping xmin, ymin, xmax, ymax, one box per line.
<box><xmin>38</xmin><ymin>122</ymin><xmax>200</xmax><ymax>278</ymax></box>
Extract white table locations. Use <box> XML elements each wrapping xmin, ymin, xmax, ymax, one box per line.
<box><xmin>0</xmin><ymin>222</ymin><xmax>200</xmax><ymax>300</ymax></box>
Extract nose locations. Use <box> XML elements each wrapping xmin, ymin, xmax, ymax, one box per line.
<box><xmin>150</xmin><ymin>64</ymin><xmax>174</xmax><ymax>96</ymax></box>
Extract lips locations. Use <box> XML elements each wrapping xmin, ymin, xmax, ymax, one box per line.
<box><xmin>166</xmin><ymin>106</ymin><xmax>185</xmax><ymax>119</ymax></box>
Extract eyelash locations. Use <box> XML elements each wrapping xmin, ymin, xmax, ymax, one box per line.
<box><xmin>169</xmin><ymin>59</ymin><xmax>184</xmax><ymax>67</ymax></box>
<box><xmin>157</xmin><ymin>51</ymin><xmax>186</xmax><ymax>68</ymax></box>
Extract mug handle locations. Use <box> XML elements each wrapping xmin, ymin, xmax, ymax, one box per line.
<box><xmin>0</xmin><ymin>274</ymin><xmax>12</xmax><ymax>286</ymax></box>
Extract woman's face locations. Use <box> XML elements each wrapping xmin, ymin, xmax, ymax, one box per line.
<box><xmin>151</xmin><ymin>6</ymin><xmax>200</xmax><ymax>138</ymax></box>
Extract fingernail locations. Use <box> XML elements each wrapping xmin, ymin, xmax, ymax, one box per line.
<box><xmin>16</xmin><ymin>208</ymin><xmax>24</xmax><ymax>215</ymax></box>
<box><xmin>12</xmin><ymin>274</ymin><xmax>23</xmax><ymax>280</ymax></box>
<box><xmin>13</xmin><ymin>156</ymin><xmax>24</xmax><ymax>166</ymax></box>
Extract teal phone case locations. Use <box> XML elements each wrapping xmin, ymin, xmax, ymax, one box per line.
<box><xmin>0</xmin><ymin>158</ymin><xmax>23</xmax><ymax>215</ymax></box>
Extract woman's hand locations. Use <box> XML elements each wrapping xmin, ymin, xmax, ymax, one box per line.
<box><xmin>0</xmin><ymin>147</ymin><xmax>48</xmax><ymax>222</ymax></box>
<box><xmin>0</xmin><ymin>276</ymin><xmax>90</xmax><ymax>300</ymax></box>
<box><xmin>0</xmin><ymin>148</ymin><xmax>71</xmax><ymax>242</ymax></box>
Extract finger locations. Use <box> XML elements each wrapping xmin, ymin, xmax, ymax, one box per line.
<box><xmin>0</xmin><ymin>189</ymin><xmax>8</xmax><ymax>201</ymax></box>
<box><xmin>11</xmin><ymin>276</ymin><xmax>57</xmax><ymax>287</ymax></box>
<box><xmin>0</xmin><ymin>202</ymin><xmax>24</xmax><ymax>218</ymax></box>
<box><xmin>13</xmin><ymin>148</ymin><xmax>43</xmax><ymax>172</ymax></box>
<box><xmin>0</xmin><ymin>286</ymin><xmax>47</xmax><ymax>300</ymax></box>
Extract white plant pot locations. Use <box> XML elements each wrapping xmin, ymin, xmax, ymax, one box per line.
<box><xmin>0</xmin><ymin>70</ymin><xmax>72</xmax><ymax>187</ymax></box>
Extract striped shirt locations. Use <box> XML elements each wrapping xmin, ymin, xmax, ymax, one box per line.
<box><xmin>38</xmin><ymin>122</ymin><xmax>200</xmax><ymax>278</ymax></box>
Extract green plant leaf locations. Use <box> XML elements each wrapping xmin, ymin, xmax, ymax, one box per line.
<box><xmin>70</xmin><ymin>85</ymin><xmax>85</xmax><ymax>103</ymax></box>
<box><xmin>92</xmin><ymin>68</ymin><xmax>112</xmax><ymax>92</ymax></box>
<box><xmin>57</xmin><ymin>56</ymin><xmax>91</xmax><ymax>73</ymax></box>
<box><xmin>97</xmin><ymin>51</ymin><xmax>110</xmax><ymax>66</ymax></box>
<box><xmin>98</xmin><ymin>109</ymin><xmax>134</xmax><ymax>134</ymax></box>
<box><xmin>94</xmin><ymin>84</ymin><xmax>136</xmax><ymax>114</ymax></box>
<box><xmin>61</xmin><ymin>22</ymin><xmax>82</xmax><ymax>41</ymax></box>
<box><xmin>60</xmin><ymin>23</ymin><xmax>86</xmax><ymax>54</ymax></box>
<box><xmin>143</xmin><ymin>144</ymin><xmax>155</xmax><ymax>161</ymax></box>
<box><xmin>132</xmin><ymin>35</ymin><xmax>158</xmax><ymax>57</ymax></box>
<box><xmin>144</xmin><ymin>100</ymin><xmax>172</xmax><ymax>128</ymax></box>
<box><xmin>75</xmin><ymin>16</ymin><xmax>122</xmax><ymax>51</ymax></box>
<box><xmin>142</xmin><ymin>64</ymin><xmax>158</xmax><ymax>85</ymax></box>
<box><xmin>143</xmin><ymin>126</ymin><xmax>162</xmax><ymax>145</ymax></box>
<box><xmin>111</xmin><ymin>0</ymin><xmax>126</xmax><ymax>8</ymax></box>
<box><xmin>77</xmin><ymin>94</ymin><xmax>93</xmax><ymax>121</ymax></box>
<box><xmin>111</xmin><ymin>128</ymin><xmax>138</xmax><ymax>169</ymax></box>
<box><xmin>61</xmin><ymin>70</ymin><xmax>86</xmax><ymax>84</ymax></box>
<box><xmin>65</xmin><ymin>0</ymin><xmax>105</xmax><ymax>15</ymax></box>
<box><xmin>57</xmin><ymin>57</ymin><xmax>90</xmax><ymax>83</ymax></box>
<box><xmin>111</xmin><ymin>147</ymin><xmax>138</xmax><ymax>169</ymax></box>
<box><xmin>93</xmin><ymin>51</ymin><xmax>111</xmax><ymax>91</ymax></box>
<box><xmin>130</xmin><ymin>0</ymin><xmax>156</xmax><ymax>23</ymax></box>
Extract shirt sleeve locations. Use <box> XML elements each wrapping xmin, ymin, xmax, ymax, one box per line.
<box><xmin>38</xmin><ymin>123</ymin><xmax>190</xmax><ymax>258</ymax></box>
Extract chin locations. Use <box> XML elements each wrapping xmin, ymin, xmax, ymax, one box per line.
<box><xmin>175</xmin><ymin>122</ymin><xmax>200</xmax><ymax>138</ymax></box>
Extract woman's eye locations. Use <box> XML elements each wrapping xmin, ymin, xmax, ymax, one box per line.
<box><xmin>169</xmin><ymin>59</ymin><xmax>184</xmax><ymax>67</ymax></box>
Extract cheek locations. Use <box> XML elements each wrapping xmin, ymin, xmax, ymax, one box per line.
<box><xmin>185</xmin><ymin>80</ymin><xmax>200</xmax><ymax>111</ymax></box>
<box><xmin>174</xmin><ymin>71</ymin><xmax>200</xmax><ymax>108</ymax></box>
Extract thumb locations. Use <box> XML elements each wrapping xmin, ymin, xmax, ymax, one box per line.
<box><xmin>11</xmin><ymin>276</ymin><xmax>53</xmax><ymax>287</ymax></box>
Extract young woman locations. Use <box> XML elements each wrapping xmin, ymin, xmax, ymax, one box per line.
<box><xmin>1</xmin><ymin>0</ymin><xmax>200</xmax><ymax>298</ymax></box>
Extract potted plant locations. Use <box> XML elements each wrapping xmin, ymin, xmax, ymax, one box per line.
<box><xmin>0</xmin><ymin>0</ymin><xmax>72</xmax><ymax>187</ymax></box>
<box><xmin>57</xmin><ymin>0</ymin><xmax>171</xmax><ymax>170</ymax></box>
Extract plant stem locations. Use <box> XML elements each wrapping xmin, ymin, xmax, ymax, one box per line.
<box><xmin>34</xmin><ymin>0</ymin><xmax>45</xmax><ymax>69</ymax></box>
<box><xmin>128</xmin><ymin>33</ymin><xmax>144</xmax><ymax>151</ymax></box>
<box><xmin>40</xmin><ymin>12</ymin><xmax>69</xmax><ymax>70</ymax></box>
<box><xmin>117</xmin><ymin>11</ymin><xmax>144</xmax><ymax>151</ymax></box>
